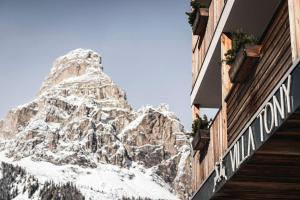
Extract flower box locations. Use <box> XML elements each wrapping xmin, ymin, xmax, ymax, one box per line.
<box><xmin>192</xmin><ymin>8</ymin><xmax>209</xmax><ymax>38</ymax></box>
<box><xmin>229</xmin><ymin>44</ymin><xmax>262</xmax><ymax>83</ymax></box>
<box><xmin>192</xmin><ymin>128</ymin><xmax>210</xmax><ymax>151</ymax></box>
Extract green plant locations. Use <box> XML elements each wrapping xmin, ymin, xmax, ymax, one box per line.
<box><xmin>224</xmin><ymin>30</ymin><xmax>257</xmax><ymax>65</ymax></box>
<box><xmin>185</xmin><ymin>1</ymin><xmax>206</xmax><ymax>27</ymax></box>
<box><xmin>191</xmin><ymin>115</ymin><xmax>211</xmax><ymax>137</ymax></box>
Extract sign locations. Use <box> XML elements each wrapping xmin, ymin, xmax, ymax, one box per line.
<box><xmin>228</xmin><ymin>75</ymin><xmax>291</xmax><ymax>175</ymax></box>
<box><xmin>193</xmin><ymin>60</ymin><xmax>300</xmax><ymax>200</ymax></box>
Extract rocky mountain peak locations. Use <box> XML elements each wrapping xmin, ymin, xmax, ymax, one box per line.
<box><xmin>0</xmin><ymin>49</ymin><xmax>192</xmax><ymax>200</ymax></box>
<box><xmin>39</xmin><ymin>49</ymin><xmax>104</xmax><ymax>95</ymax></box>
<box><xmin>38</xmin><ymin>48</ymin><xmax>127</xmax><ymax>104</ymax></box>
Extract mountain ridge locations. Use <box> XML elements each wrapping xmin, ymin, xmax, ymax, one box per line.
<box><xmin>0</xmin><ymin>49</ymin><xmax>192</xmax><ymax>200</ymax></box>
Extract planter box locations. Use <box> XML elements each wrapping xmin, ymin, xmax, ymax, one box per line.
<box><xmin>192</xmin><ymin>129</ymin><xmax>210</xmax><ymax>151</ymax></box>
<box><xmin>192</xmin><ymin>8</ymin><xmax>209</xmax><ymax>38</ymax></box>
<box><xmin>229</xmin><ymin>44</ymin><xmax>262</xmax><ymax>83</ymax></box>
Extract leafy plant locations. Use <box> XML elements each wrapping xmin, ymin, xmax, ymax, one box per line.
<box><xmin>224</xmin><ymin>30</ymin><xmax>257</xmax><ymax>65</ymax></box>
<box><xmin>191</xmin><ymin>115</ymin><xmax>211</xmax><ymax>137</ymax></box>
<box><xmin>185</xmin><ymin>1</ymin><xmax>207</xmax><ymax>27</ymax></box>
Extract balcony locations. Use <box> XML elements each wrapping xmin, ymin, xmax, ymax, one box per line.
<box><xmin>191</xmin><ymin>0</ymin><xmax>225</xmax><ymax>88</ymax></box>
<box><xmin>192</xmin><ymin>109</ymin><xmax>227</xmax><ymax>192</ymax></box>
<box><xmin>191</xmin><ymin>0</ymin><xmax>288</xmax><ymax>196</ymax></box>
<box><xmin>191</xmin><ymin>0</ymin><xmax>282</xmax><ymax>108</ymax></box>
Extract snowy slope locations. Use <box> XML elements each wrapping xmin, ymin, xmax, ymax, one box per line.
<box><xmin>0</xmin><ymin>152</ymin><xmax>178</xmax><ymax>200</ymax></box>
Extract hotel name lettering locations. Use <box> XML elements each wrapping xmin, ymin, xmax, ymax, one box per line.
<box><xmin>229</xmin><ymin>75</ymin><xmax>291</xmax><ymax>172</ymax></box>
<box><xmin>213</xmin><ymin>74</ymin><xmax>293</xmax><ymax>192</ymax></box>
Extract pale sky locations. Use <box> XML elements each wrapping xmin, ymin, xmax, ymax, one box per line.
<box><xmin>0</xmin><ymin>0</ymin><xmax>196</xmax><ymax>129</ymax></box>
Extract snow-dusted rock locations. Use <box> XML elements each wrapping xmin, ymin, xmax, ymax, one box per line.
<box><xmin>0</xmin><ymin>49</ymin><xmax>192</xmax><ymax>199</ymax></box>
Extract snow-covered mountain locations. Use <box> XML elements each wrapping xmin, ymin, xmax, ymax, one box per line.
<box><xmin>0</xmin><ymin>49</ymin><xmax>192</xmax><ymax>200</ymax></box>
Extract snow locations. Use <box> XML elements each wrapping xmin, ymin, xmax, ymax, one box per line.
<box><xmin>13</xmin><ymin>193</ymin><xmax>33</xmax><ymax>200</ymax></box>
<box><xmin>60</xmin><ymin>71</ymin><xmax>101</xmax><ymax>85</ymax></box>
<box><xmin>175</xmin><ymin>145</ymin><xmax>191</xmax><ymax>183</ymax></box>
<box><xmin>38</xmin><ymin>48</ymin><xmax>105</xmax><ymax>97</ymax></box>
<box><xmin>118</xmin><ymin>112</ymin><xmax>145</xmax><ymax>138</ymax></box>
<box><xmin>0</xmin><ymin>152</ymin><xmax>179</xmax><ymax>200</ymax></box>
<box><xmin>51</xmin><ymin>49</ymin><xmax>102</xmax><ymax>74</ymax></box>
<box><xmin>24</xmin><ymin>119</ymin><xmax>48</xmax><ymax>132</ymax></box>
<box><xmin>118</xmin><ymin>104</ymin><xmax>184</xmax><ymax>139</ymax></box>
<box><xmin>13</xmin><ymin>101</ymin><xmax>36</xmax><ymax>112</ymax></box>
<box><xmin>138</xmin><ymin>104</ymin><xmax>179</xmax><ymax>122</ymax></box>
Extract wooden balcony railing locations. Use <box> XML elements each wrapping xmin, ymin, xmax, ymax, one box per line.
<box><xmin>192</xmin><ymin>109</ymin><xmax>227</xmax><ymax>192</ymax></box>
<box><xmin>192</xmin><ymin>0</ymin><xmax>225</xmax><ymax>87</ymax></box>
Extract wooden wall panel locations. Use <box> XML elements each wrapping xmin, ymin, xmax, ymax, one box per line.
<box><xmin>226</xmin><ymin>2</ymin><xmax>293</xmax><ymax>145</ymax></box>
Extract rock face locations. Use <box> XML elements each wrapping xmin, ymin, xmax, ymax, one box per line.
<box><xmin>0</xmin><ymin>49</ymin><xmax>192</xmax><ymax>199</ymax></box>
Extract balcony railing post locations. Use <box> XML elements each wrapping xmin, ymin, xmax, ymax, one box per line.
<box><xmin>288</xmin><ymin>0</ymin><xmax>300</xmax><ymax>62</ymax></box>
<box><xmin>220</xmin><ymin>33</ymin><xmax>232</xmax><ymax>155</ymax></box>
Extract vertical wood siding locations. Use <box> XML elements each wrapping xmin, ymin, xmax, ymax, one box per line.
<box><xmin>226</xmin><ymin>2</ymin><xmax>292</xmax><ymax>145</ymax></box>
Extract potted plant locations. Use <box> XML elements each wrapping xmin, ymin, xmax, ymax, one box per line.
<box><xmin>191</xmin><ymin>115</ymin><xmax>211</xmax><ymax>151</ymax></box>
<box><xmin>224</xmin><ymin>30</ymin><xmax>262</xmax><ymax>83</ymax></box>
<box><xmin>185</xmin><ymin>1</ymin><xmax>209</xmax><ymax>37</ymax></box>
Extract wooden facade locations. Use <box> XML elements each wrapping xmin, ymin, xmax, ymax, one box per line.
<box><xmin>226</xmin><ymin>2</ymin><xmax>292</xmax><ymax>145</ymax></box>
<box><xmin>192</xmin><ymin>61</ymin><xmax>300</xmax><ymax>199</ymax></box>
<box><xmin>191</xmin><ymin>0</ymin><xmax>300</xmax><ymax>199</ymax></box>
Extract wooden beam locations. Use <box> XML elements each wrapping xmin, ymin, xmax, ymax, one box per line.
<box><xmin>192</xmin><ymin>35</ymin><xmax>200</xmax><ymax>86</ymax></box>
<box><xmin>219</xmin><ymin>33</ymin><xmax>232</xmax><ymax>154</ymax></box>
<box><xmin>192</xmin><ymin>104</ymin><xmax>200</xmax><ymax>120</ymax></box>
<box><xmin>220</xmin><ymin>33</ymin><xmax>232</xmax><ymax>100</ymax></box>
<box><xmin>288</xmin><ymin>0</ymin><xmax>300</xmax><ymax>61</ymax></box>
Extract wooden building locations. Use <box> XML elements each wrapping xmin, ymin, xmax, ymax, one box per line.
<box><xmin>190</xmin><ymin>0</ymin><xmax>300</xmax><ymax>199</ymax></box>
